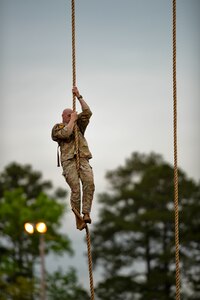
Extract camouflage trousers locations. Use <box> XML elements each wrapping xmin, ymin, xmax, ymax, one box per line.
<box><xmin>62</xmin><ymin>158</ymin><xmax>95</xmax><ymax>214</ymax></box>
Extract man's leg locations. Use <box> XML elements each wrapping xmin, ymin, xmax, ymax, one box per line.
<box><xmin>62</xmin><ymin>159</ymin><xmax>86</xmax><ymax>230</ymax></box>
<box><xmin>79</xmin><ymin>158</ymin><xmax>95</xmax><ymax>222</ymax></box>
<box><xmin>62</xmin><ymin>159</ymin><xmax>81</xmax><ymax>213</ymax></box>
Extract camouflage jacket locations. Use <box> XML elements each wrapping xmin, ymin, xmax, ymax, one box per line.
<box><xmin>51</xmin><ymin>108</ymin><xmax>92</xmax><ymax>164</ymax></box>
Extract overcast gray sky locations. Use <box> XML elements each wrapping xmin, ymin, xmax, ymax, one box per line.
<box><xmin>1</xmin><ymin>0</ymin><xmax>199</xmax><ymax>290</ymax></box>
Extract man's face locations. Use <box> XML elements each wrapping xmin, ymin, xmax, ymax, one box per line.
<box><xmin>62</xmin><ymin>109</ymin><xmax>73</xmax><ymax>123</ymax></box>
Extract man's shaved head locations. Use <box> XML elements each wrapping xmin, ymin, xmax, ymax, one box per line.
<box><xmin>62</xmin><ymin>108</ymin><xmax>73</xmax><ymax>123</ymax></box>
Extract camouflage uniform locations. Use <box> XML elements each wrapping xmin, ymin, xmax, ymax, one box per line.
<box><xmin>52</xmin><ymin>108</ymin><xmax>95</xmax><ymax>214</ymax></box>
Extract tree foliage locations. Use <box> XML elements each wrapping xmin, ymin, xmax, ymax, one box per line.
<box><xmin>91</xmin><ymin>152</ymin><xmax>200</xmax><ymax>300</ymax></box>
<box><xmin>47</xmin><ymin>268</ymin><xmax>90</xmax><ymax>300</ymax></box>
<box><xmin>0</xmin><ymin>162</ymin><xmax>75</xmax><ymax>299</ymax></box>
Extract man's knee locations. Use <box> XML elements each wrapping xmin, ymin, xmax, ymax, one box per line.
<box><xmin>83</xmin><ymin>179</ymin><xmax>95</xmax><ymax>193</ymax></box>
<box><xmin>70</xmin><ymin>184</ymin><xmax>80</xmax><ymax>196</ymax></box>
<box><xmin>89</xmin><ymin>182</ymin><xmax>95</xmax><ymax>193</ymax></box>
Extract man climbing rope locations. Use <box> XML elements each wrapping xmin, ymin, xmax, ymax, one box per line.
<box><xmin>52</xmin><ymin>87</ymin><xmax>95</xmax><ymax>230</ymax></box>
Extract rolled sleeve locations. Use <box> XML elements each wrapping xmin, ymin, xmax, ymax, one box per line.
<box><xmin>78</xmin><ymin>108</ymin><xmax>92</xmax><ymax>120</ymax></box>
<box><xmin>52</xmin><ymin>123</ymin><xmax>71</xmax><ymax>141</ymax></box>
<box><xmin>77</xmin><ymin>109</ymin><xmax>92</xmax><ymax>135</ymax></box>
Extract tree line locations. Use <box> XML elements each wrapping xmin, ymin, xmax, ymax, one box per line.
<box><xmin>91</xmin><ymin>152</ymin><xmax>200</xmax><ymax>300</ymax></box>
<box><xmin>0</xmin><ymin>152</ymin><xmax>199</xmax><ymax>299</ymax></box>
<box><xmin>0</xmin><ymin>162</ymin><xmax>89</xmax><ymax>299</ymax></box>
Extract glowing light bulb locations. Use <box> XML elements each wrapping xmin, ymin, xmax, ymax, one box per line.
<box><xmin>24</xmin><ymin>223</ymin><xmax>34</xmax><ymax>234</ymax></box>
<box><xmin>36</xmin><ymin>222</ymin><xmax>47</xmax><ymax>233</ymax></box>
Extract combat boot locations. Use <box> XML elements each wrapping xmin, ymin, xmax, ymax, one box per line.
<box><xmin>72</xmin><ymin>208</ymin><xmax>86</xmax><ymax>231</ymax></box>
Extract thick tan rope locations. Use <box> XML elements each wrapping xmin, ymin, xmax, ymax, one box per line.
<box><xmin>71</xmin><ymin>1</ymin><xmax>95</xmax><ymax>299</ymax></box>
<box><xmin>85</xmin><ymin>225</ymin><xmax>95</xmax><ymax>300</ymax></box>
<box><xmin>71</xmin><ymin>0</ymin><xmax>80</xmax><ymax>170</ymax></box>
<box><xmin>172</xmin><ymin>1</ymin><xmax>180</xmax><ymax>299</ymax></box>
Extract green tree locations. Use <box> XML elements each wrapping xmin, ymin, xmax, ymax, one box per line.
<box><xmin>0</xmin><ymin>162</ymin><xmax>88</xmax><ymax>299</ymax></box>
<box><xmin>91</xmin><ymin>152</ymin><xmax>200</xmax><ymax>300</ymax></box>
<box><xmin>47</xmin><ymin>268</ymin><xmax>90</xmax><ymax>300</ymax></box>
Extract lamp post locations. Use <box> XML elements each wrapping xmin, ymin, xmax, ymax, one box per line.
<box><xmin>24</xmin><ymin>222</ymin><xmax>47</xmax><ymax>300</ymax></box>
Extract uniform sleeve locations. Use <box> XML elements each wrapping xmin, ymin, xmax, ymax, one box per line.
<box><xmin>51</xmin><ymin>123</ymin><xmax>71</xmax><ymax>141</ymax></box>
<box><xmin>77</xmin><ymin>108</ymin><xmax>92</xmax><ymax>134</ymax></box>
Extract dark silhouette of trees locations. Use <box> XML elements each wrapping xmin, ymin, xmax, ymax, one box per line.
<box><xmin>91</xmin><ymin>152</ymin><xmax>200</xmax><ymax>300</ymax></box>
<box><xmin>0</xmin><ymin>162</ymin><xmax>89</xmax><ymax>299</ymax></box>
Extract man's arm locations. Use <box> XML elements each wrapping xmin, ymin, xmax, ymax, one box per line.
<box><xmin>66</xmin><ymin>111</ymin><xmax>78</xmax><ymax>135</ymax></box>
<box><xmin>52</xmin><ymin>112</ymin><xmax>78</xmax><ymax>141</ymax></box>
<box><xmin>72</xmin><ymin>86</ymin><xmax>90</xmax><ymax>111</ymax></box>
<box><xmin>72</xmin><ymin>86</ymin><xmax>92</xmax><ymax>134</ymax></box>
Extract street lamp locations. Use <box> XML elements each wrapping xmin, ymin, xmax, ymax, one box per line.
<box><xmin>24</xmin><ymin>222</ymin><xmax>47</xmax><ymax>300</ymax></box>
<box><xmin>24</xmin><ymin>222</ymin><xmax>34</xmax><ymax>234</ymax></box>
